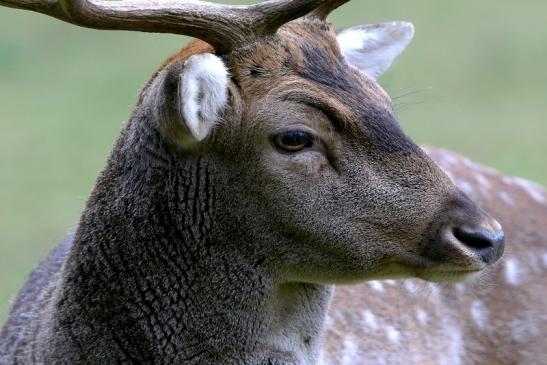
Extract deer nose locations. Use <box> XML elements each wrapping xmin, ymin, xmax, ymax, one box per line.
<box><xmin>452</xmin><ymin>222</ymin><xmax>505</xmax><ymax>264</ymax></box>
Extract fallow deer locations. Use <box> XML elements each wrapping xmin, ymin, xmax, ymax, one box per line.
<box><xmin>0</xmin><ymin>1</ymin><xmax>506</xmax><ymax>364</ymax></box>
<box><xmin>322</xmin><ymin>147</ymin><xmax>547</xmax><ymax>365</ymax></box>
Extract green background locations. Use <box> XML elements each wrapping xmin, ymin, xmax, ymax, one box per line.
<box><xmin>0</xmin><ymin>1</ymin><xmax>546</xmax><ymax>321</ymax></box>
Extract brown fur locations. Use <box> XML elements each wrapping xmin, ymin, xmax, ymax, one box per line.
<box><xmin>158</xmin><ymin>40</ymin><xmax>215</xmax><ymax>76</ymax></box>
<box><xmin>1</xmin><ymin>18</ymin><xmax>506</xmax><ymax>365</ymax></box>
<box><xmin>322</xmin><ymin>147</ymin><xmax>547</xmax><ymax>364</ymax></box>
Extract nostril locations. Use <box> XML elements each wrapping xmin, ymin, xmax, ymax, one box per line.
<box><xmin>452</xmin><ymin>226</ymin><xmax>505</xmax><ymax>264</ymax></box>
<box><xmin>453</xmin><ymin>227</ymin><xmax>493</xmax><ymax>250</ymax></box>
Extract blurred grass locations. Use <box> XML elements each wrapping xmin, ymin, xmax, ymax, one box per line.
<box><xmin>0</xmin><ymin>0</ymin><xmax>546</xmax><ymax>322</ymax></box>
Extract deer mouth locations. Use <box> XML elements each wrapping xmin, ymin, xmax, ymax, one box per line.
<box><xmin>389</xmin><ymin>254</ymin><xmax>488</xmax><ymax>283</ymax></box>
<box><xmin>417</xmin><ymin>268</ymin><xmax>484</xmax><ymax>283</ymax></box>
<box><xmin>360</xmin><ymin>257</ymin><xmax>486</xmax><ymax>283</ymax></box>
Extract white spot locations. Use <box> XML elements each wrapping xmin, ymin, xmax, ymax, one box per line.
<box><xmin>403</xmin><ymin>280</ymin><xmax>417</xmax><ymax>294</ymax></box>
<box><xmin>368</xmin><ymin>280</ymin><xmax>384</xmax><ymax>292</ymax></box>
<box><xmin>514</xmin><ymin>177</ymin><xmax>547</xmax><ymax>203</ymax></box>
<box><xmin>441</xmin><ymin>151</ymin><xmax>459</xmax><ymax>166</ymax></box>
<box><xmin>317</xmin><ymin>354</ymin><xmax>328</xmax><ymax>365</ymax></box>
<box><xmin>445</xmin><ymin>322</ymin><xmax>464</xmax><ymax>365</ymax></box>
<box><xmin>362</xmin><ymin>310</ymin><xmax>379</xmax><ymax>331</ymax></box>
<box><xmin>456</xmin><ymin>180</ymin><xmax>474</xmax><ymax>195</ymax></box>
<box><xmin>454</xmin><ymin>283</ymin><xmax>465</xmax><ymax>293</ymax></box>
<box><xmin>542</xmin><ymin>253</ymin><xmax>547</xmax><ymax>269</ymax></box>
<box><xmin>461</xmin><ymin>157</ymin><xmax>499</xmax><ymax>174</ymax></box>
<box><xmin>385</xmin><ymin>325</ymin><xmax>401</xmax><ymax>345</ymax></box>
<box><xmin>525</xmin><ymin>252</ymin><xmax>542</xmax><ymax>273</ymax></box>
<box><xmin>332</xmin><ymin>309</ymin><xmax>345</xmax><ymax>325</ymax></box>
<box><xmin>511</xmin><ymin>312</ymin><xmax>540</xmax><ymax>343</ymax></box>
<box><xmin>324</xmin><ymin>312</ymin><xmax>334</xmax><ymax>328</ymax></box>
<box><xmin>474</xmin><ymin>173</ymin><xmax>491</xmax><ymax>189</ymax></box>
<box><xmin>505</xmin><ymin>258</ymin><xmax>521</xmax><ymax>285</ymax></box>
<box><xmin>341</xmin><ymin>336</ymin><xmax>358</xmax><ymax>365</ymax></box>
<box><xmin>384</xmin><ymin>279</ymin><xmax>396</xmax><ymax>286</ymax></box>
<box><xmin>416</xmin><ymin>309</ymin><xmax>428</xmax><ymax>326</ymax></box>
<box><xmin>501</xmin><ymin>176</ymin><xmax>513</xmax><ymax>185</ymax></box>
<box><xmin>446</xmin><ymin>171</ymin><xmax>456</xmax><ymax>184</ymax></box>
<box><xmin>427</xmin><ymin>282</ymin><xmax>441</xmax><ymax>299</ymax></box>
<box><xmin>470</xmin><ymin>300</ymin><xmax>489</xmax><ymax>330</ymax></box>
<box><xmin>498</xmin><ymin>191</ymin><xmax>514</xmax><ymax>206</ymax></box>
<box><xmin>462</xmin><ymin>157</ymin><xmax>475</xmax><ymax>168</ymax></box>
<box><xmin>503</xmin><ymin>176</ymin><xmax>547</xmax><ymax>204</ymax></box>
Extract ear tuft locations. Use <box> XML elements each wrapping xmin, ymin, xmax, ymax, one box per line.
<box><xmin>179</xmin><ymin>53</ymin><xmax>229</xmax><ymax>141</ymax></box>
<box><xmin>337</xmin><ymin>21</ymin><xmax>415</xmax><ymax>79</ymax></box>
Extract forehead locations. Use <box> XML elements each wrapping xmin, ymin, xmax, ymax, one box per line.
<box><xmin>226</xmin><ymin>20</ymin><xmax>416</xmax><ymax>153</ymax></box>
<box><xmin>229</xmin><ymin>21</ymin><xmax>389</xmax><ymax>102</ymax></box>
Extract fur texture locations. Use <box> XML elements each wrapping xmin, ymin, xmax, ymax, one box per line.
<box><xmin>178</xmin><ymin>53</ymin><xmax>229</xmax><ymax>142</ymax></box>
<box><xmin>1</xmin><ymin>18</ymin><xmax>503</xmax><ymax>365</ymax></box>
<box><xmin>322</xmin><ymin>148</ymin><xmax>547</xmax><ymax>365</ymax></box>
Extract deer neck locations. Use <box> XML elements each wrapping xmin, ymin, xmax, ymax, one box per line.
<box><xmin>51</xmin><ymin>120</ymin><xmax>332</xmax><ymax>364</ymax></box>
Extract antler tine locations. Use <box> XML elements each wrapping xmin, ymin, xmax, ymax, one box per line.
<box><xmin>251</xmin><ymin>0</ymin><xmax>330</xmax><ymax>35</ymax></box>
<box><xmin>305</xmin><ymin>0</ymin><xmax>350</xmax><ymax>20</ymax></box>
<box><xmin>0</xmin><ymin>0</ymin><xmax>333</xmax><ymax>53</ymax></box>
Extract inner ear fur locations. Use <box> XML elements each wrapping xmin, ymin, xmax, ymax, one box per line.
<box><xmin>336</xmin><ymin>21</ymin><xmax>415</xmax><ymax>79</ymax></box>
<box><xmin>178</xmin><ymin>53</ymin><xmax>230</xmax><ymax>142</ymax></box>
<box><xmin>143</xmin><ymin>42</ymin><xmax>230</xmax><ymax>148</ymax></box>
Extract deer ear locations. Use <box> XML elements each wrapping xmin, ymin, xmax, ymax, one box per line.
<box><xmin>337</xmin><ymin>21</ymin><xmax>415</xmax><ymax>79</ymax></box>
<box><xmin>179</xmin><ymin>53</ymin><xmax>229</xmax><ymax>141</ymax></box>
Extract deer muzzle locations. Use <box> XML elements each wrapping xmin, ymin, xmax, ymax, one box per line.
<box><xmin>420</xmin><ymin>192</ymin><xmax>505</xmax><ymax>274</ymax></box>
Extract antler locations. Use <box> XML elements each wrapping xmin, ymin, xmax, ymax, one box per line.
<box><xmin>0</xmin><ymin>0</ymin><xmax>348</xmax><ymax>53</ymax></box>
<box><xmin>306</xmin><ymin>0</ymin><xmax>349</xmax><ymax>19</ymax></box>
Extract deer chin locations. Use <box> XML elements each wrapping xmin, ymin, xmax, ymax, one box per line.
<box><xmin>383</xmin><ymin>255</ymin><xmax>488</xmax><ymax>283</ymax></box>
<box><xmin>415</xmin><ymin>267</ymin><xmax>484</xmax><ymax>283</ymax></box>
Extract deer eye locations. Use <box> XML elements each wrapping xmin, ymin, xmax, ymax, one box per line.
<box><xmin>272</xmin><ymin>131</ymin><xmax>314</xmax><ymax>152</ymax></box>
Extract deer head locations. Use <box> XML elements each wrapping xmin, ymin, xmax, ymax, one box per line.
<box><xmin>0</xmin><ymin>1</ymin><xmax>507</xmax><ymax>363</ymax></box>
<box><xmin>0</xmin><ymin>0</ymin><xmax>504</xmax><ymax>283</ymax></box>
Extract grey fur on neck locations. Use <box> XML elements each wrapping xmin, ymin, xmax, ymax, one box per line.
<box><xmin>0</xmin><ymin>87</ymin><xmax>332</xmax><ymax>364</ymax></box>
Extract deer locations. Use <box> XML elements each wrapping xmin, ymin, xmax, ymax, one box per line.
<box><xmin>0</xmin><ymin>1</ymin><xmax>506</xmax><ymax>364</ymax></box>
<box><xmin>321</xmin><ymin>147</ymin><xmax>547</xmax><ymax>365</ymax></box>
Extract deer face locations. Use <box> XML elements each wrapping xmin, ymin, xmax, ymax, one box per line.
<box><xmin>1</xmin><ymin>0</ymin><xmax>501</xmax><ymax>285</ymax></box>
<box><xmin>154</xmin><ymin>16</ymin><xmax>503</xmax><ymax>284</ymax></box>
<box><xmin>184</xmin><ymin>20</ymin><xmax>503</xmax><ymax>284</ymax></box>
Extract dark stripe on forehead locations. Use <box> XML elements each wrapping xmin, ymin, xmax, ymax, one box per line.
<box><xmin>363</xmin><ymin>106</ymin><xmax>419</xmax><ymax>154</ymax></box>
<box><xmin>297</xmin><ymin>43</ymin><xmax>353</xmax><ymax>90</ymax></box>
<box><xmin>293</xmin><ymin>44</ymin><xmax>418</xmax><ymax>154</ymax></box>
